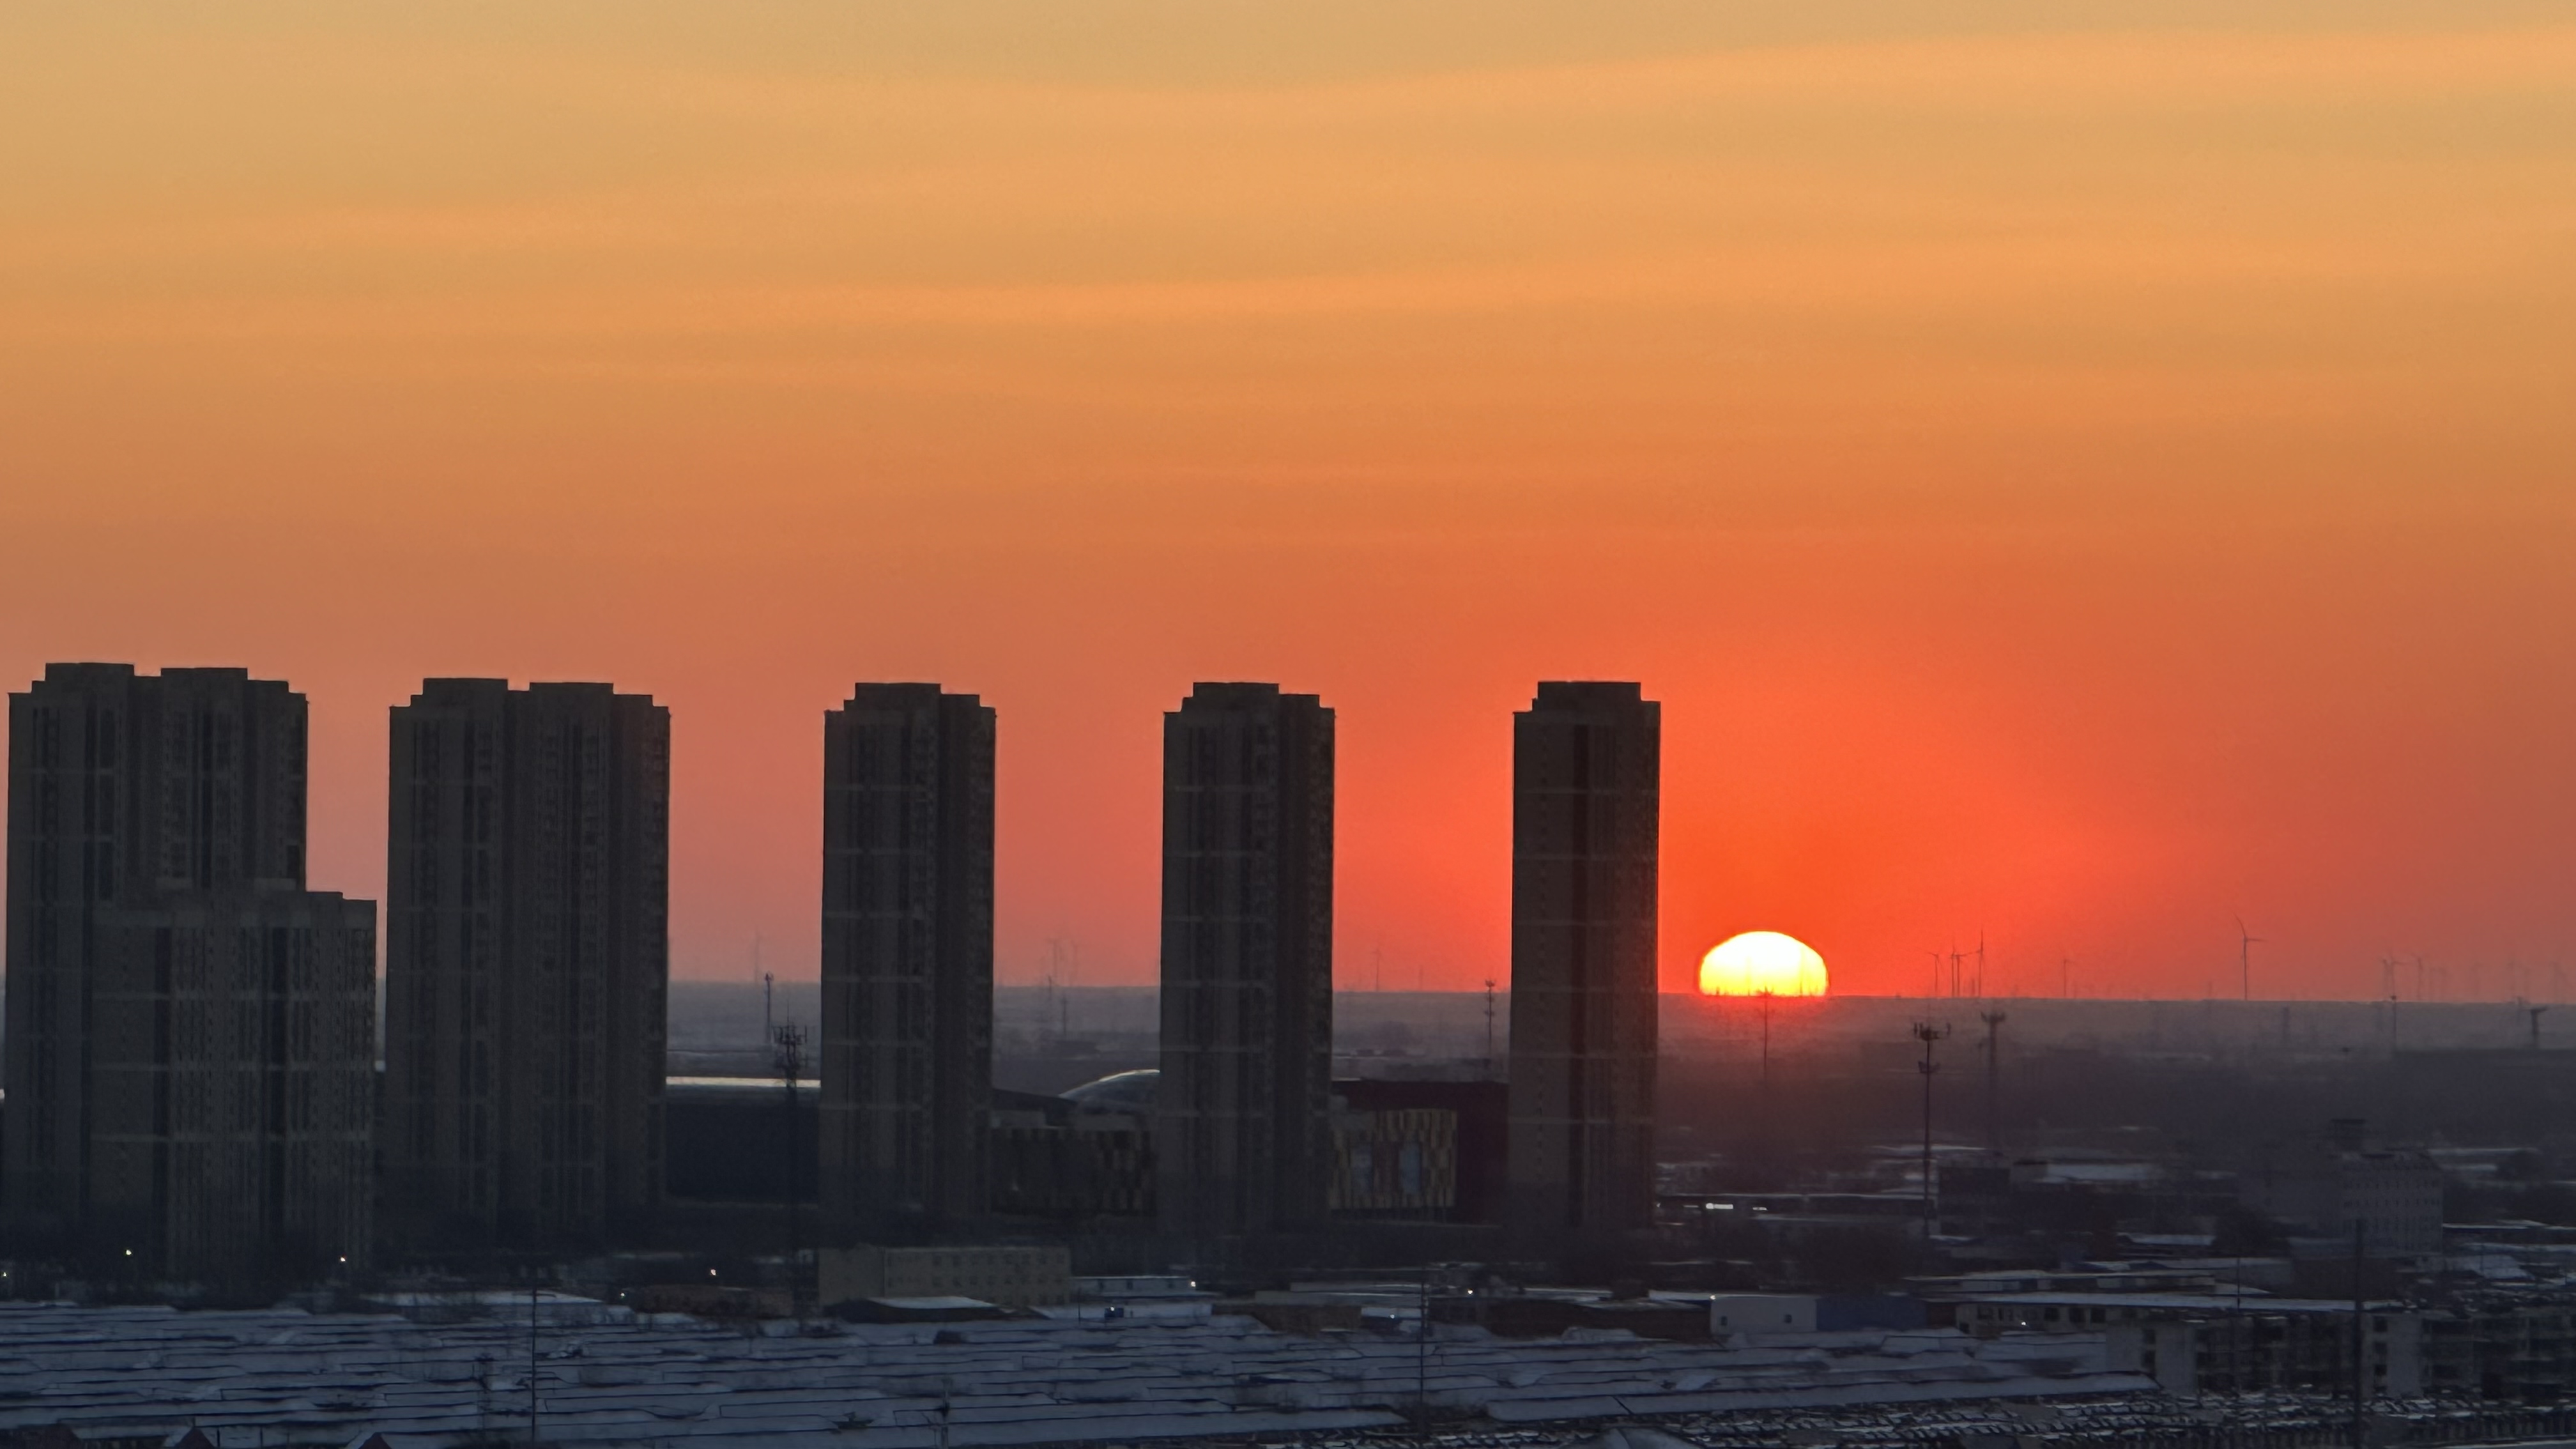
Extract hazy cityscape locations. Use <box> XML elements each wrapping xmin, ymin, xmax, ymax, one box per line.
<box><xmin>6</xmin><ymin>664</ymin><xmax>2576</xmax><ymax>1449</ymax></box>
<box><xmin>9</xmin><ymin>4</ymin><xmax>2574</xmax><ymax>1448</ymax></box>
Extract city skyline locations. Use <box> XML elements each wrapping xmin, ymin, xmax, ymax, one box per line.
<box><xmin>2</xmin><ymin>659</ymin><xmax>2571</xmax><ymax>1004</ymax></box>
<box><xmin>9</xmin><ymin>1</ymin><xmax>2576</xmax><ymax>1429</ymax></box>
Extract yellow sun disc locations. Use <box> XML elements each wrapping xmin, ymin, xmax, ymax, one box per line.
<box><xmin>1698</xmin><ymin>931</ymin><xmax>1828</xmax><ymax>997</ymax></box>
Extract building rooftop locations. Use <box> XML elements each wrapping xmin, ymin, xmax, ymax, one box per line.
<box><xmin>0</xmin><ymin>1302</ymin><xmax>2148</xmax><ymax>1448</ymax></box>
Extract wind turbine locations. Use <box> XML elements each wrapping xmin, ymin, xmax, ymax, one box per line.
<box><xmin>2235</xmin><ymin>917</ymin><xmax>2263</xmax><ymax>1002</ymax></box>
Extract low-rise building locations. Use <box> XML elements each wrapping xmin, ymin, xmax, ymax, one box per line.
<box><xmin>1703</xmin><ymin>1293</ymin><xmax>1926</xmax><ymax>1337</ymax></box>
<box><xmin>987</xmin><ymin>1077</ymin><xmax>1153</xmax><ymax>1219</ymax></box>
<box><xmin>1945</xmin><ymin>1291</ymin><xmax>2421</xmax><ymax>1398</ymax></box>
<box><xmin>2419</xmin><ymin>1296</ymin><xmax>2576</xmax><ymax>1401</ymax></box>
<box><xmin>1328</xmin><ymin>1106</ymin><xmax>1456</xmax><ymax>1218</ymax></box>
<box><xmin>817</xmin><ymin>1244</ymin><xmax>1071</xmax><ymax>1310</ymax></box>
<box><xmin>2244</xmin><ymin>1120</ymin><xmax>2444</xmax><ymax>1259</ymax></box>
<box><xmin>1708</xmin><ymin>1294</ymin><xmax>1819</xmax><ymax>1334</ymax></box>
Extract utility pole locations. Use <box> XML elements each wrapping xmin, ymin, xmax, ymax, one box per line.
<box><xmin>1042</xmin><ymin>939</ymin><xmax>1062</xmax><ymax>1046</ymax></box>
<box><xmin>1912</xmin><ymin>1021</ymin><xmax>1950</xmax><ymax>1227</ymax></box>
<box><xmin>774</xmin><ymin>1021</ymin><xmax>809</xmax><ymax>1315</ymax></box>
<box><xmin>2237</xmin><ymin>919</ymin><xmax>2263</xmax><ymax>1002</ymax></box>
<box><xmin>528</xmin><ymin>1280</ymin><xmax>540</xmax><ymax>1446</ymax></box>
<box><xmin>1416</xmin><ymin>1262</ymin><xmax>1432</xmax><ymax>1437</ymax></box>
<box><xmin>1482</xmin><ymin>979</ymin><xmax>1498</xmax><ymax>1077</ymax></box>
<box><xmin>1757</xmin><ymin>990</ymin><xmax>1778</xmax><ymax>1107</ymax></box>
<box><xmin>1979</xmin><ymin>1010</ymin><xmax>2007</xmax><ymax>1156</ymax></box>
<box><xmin>2350</xmin><ymin>1218</ymin><xmax>2367</xmax><ymax>1449</ymax></box>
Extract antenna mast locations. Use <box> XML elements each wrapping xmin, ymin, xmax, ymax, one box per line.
<box><xmin>774</xmin><ymin>1020</ymin><xmax>809</xmax><ymax>1315</ymax></box>
<box><xmin>1482</xmin><ymin>979</ymin><xmax>1498</xmax><ymax>1077</ymax></box>
<box><xmin>1757</xmin><ymin>990</ymin><xmax>1778</xmax><ymax>1110</ymax></box>
<box><xmin>1979</xmin><ymin>1009</ymin><xmax>2007</xmax><ymax>1156</ymax></box>
<box><xmin>1912</xmin><ymin>1020</ymin><xmax>1951</xmax><ymax>1227</ymax></box>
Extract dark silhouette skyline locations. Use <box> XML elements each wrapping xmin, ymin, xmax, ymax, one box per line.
<box><xmin>1508</xmin><ymin>681</ymin><xmax>1662</xmax><ymax>1239</ymax></box>
<box><xmin>819</xmin><ymin>684</ymin><xmax>995</xmax><ymax>1232</ymax></box>
<box><xmin>381</xmin><ymin>678</ymin><xmax>671</xmax><ymax>1252</ymax></box>
<box><xmin>3</xmin><ymin>664</ymin><xmax>374</xmax><ymax>1282</ymax></box>
<box><xmin>1154</xmin><ymin>682</ymin><xmax>1337</xmax><ymax>1239</ymax></box>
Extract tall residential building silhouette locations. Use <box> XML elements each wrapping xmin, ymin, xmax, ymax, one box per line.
<box><xmin>820</xmin><ymin>684</ymin><xmax>995</xmax><ymax>1231</ymax></box>
<box><xmin>382</xmin><ymin>679</ymin><xmax>670</xmax><ymax>1250</ymax></box>
<box><xmin>1156</xmin><ymin>682</ymin><xmax>1335</xmax><ymax>1239</ymax></box>
<box><xmin>3</xmin><ymin>664</ymin><xmax>375</xmax><ymax>1282</ymax></box>
<box><xmin>1506</xmin><ymin>681</ymin><xmax>1660</xmax><ymax>1237</ymax></box>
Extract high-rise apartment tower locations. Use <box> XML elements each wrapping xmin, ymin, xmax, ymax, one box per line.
<box><xmin>382</xmin><ymin>679</ymin><xmax>670</xmax><ymax>1250</ymax></box>
<box><xmin>1506</xmin><ymin>681</ymin><xmax>1660</xmax><ymax>1236</ymax></box>
<box><xmin>1155</xmin><ymin>682</ymin><xmax>1334</xmax><ymax>1239</ymax></box>
<box><xmin>820</xmin><ymin>684</ymin><xmax>995</xmax><ymax>1231</ymax></box>
<box><xmin>3</xmin><ymin>664</ymin><xmax>375</xmax><ymax>1282</ymax></box>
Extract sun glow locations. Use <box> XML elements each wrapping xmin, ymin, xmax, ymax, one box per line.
<box><xmin>1698</xmin><ymin>931</ymin><xmax>1828</xmax><ymax>997</ymax></box>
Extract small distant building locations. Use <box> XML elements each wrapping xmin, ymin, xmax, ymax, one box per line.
<box><xmin>1328</xmin><ymin>1105</ymin><xmax>1455</xmax><ymax>1218</ymax></box>
<box><xmin>629</xmin><ymin>1282</ymin><xmax>792</xmax><ymax>1319</ymax></box>
<box><xmin>2420</xmin><ymin>1296</ymin><xmax>2576</xmax><ymax>1400</ymax></box>
<box><xmin>836</xmin><ymin>1296</ymin><xmax>1006</xmax><ymax>1324</ymax></box>
<box><xmin>1223</xmin><ymin>1294</ymin><xmax>1367</xmax><ymax>1335</ymax></box>
<box><xmin>2244</xmin><ymin>1119</ymin><xmax>2444</xmax><ymax>1259</ymax></box>
<box><xmin>1060</xmin><ymin>1273</ymin><xmax>1220</xmax><ymax>1322</ymax></box>
<box><xmin>1951</xmin><ymin>1289</ymin><xmax>2423</xmax><ymax>1397</ymax></box>
<box><xmin>1704</xmin><ymin>1293</ymin><xmax>1926</xmax><ymax>1336</ymax></box>
<box><xmin>988</xmin><ymin>1076</ymin><xmax>1153</xmax><ymax>1219</ymax></box>
<box><xmin>1337</xmin><ymin>1078</ymin><xmax>1507</xmax><ymax>1222</ymax></box>
<box><xmin>1707</xmin><ymin>1293</ymin><xmax>1818</xmax><ymax>1333</ymax></box>
<box><xmin>663</xmin><ymin>1076</ymin><xmax>818</xmax><ymax>1204</ymax></box>
<box><xmin>818</xmin><ymin>1243</ymin><xmax>1071</xmax><ymax>1311</ymax></box>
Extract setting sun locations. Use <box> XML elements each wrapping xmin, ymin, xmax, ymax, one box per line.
<box><xmin>1699</xmin><ymin>931</ymin><xmax>1828</xmax><ymax>997</ymax></box>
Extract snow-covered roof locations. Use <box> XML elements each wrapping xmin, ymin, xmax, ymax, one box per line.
<box><xmin>0</xmin><ymin>1302</ymin><xmax>2146</xmax><ymax>1449</ymax></box>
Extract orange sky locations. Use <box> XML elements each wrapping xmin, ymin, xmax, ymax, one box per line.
<box><xmin>4</xmin><ymin>4</ymin><xmax>2574</xmax><ymax>998</ymax></box>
